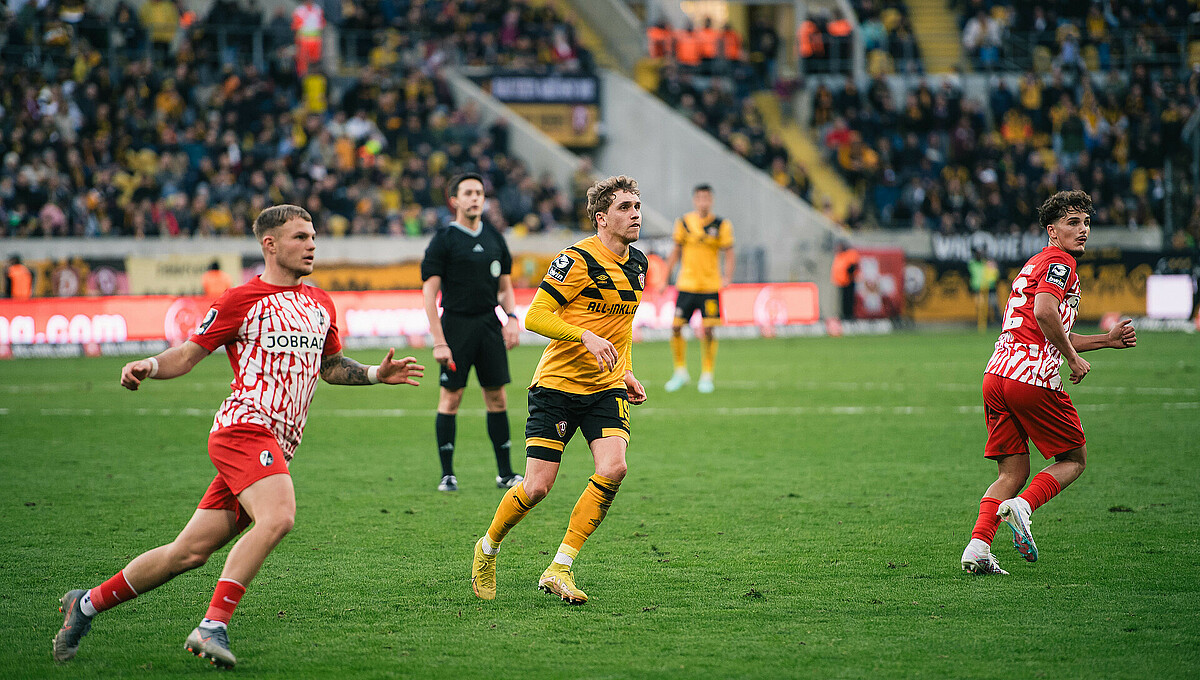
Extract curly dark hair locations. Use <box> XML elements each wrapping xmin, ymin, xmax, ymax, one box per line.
<box><xmin>586</xmin><ymin>175</ymin><xmax>639</xmax><ymax>229</ymax></box>
<box><xmin>1037</xmin><ymin>190</ymin><xmax>1093</xmax><ymax>230</ymax></box>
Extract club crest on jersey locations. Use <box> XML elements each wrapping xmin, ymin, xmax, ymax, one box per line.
<box><xmin>197</xmin><ymin>308</ymin><xmax>218</xmax><ymax>334</ymax></box>
<box><xmin>556</xmin><ymin>420</ymin><xmax>568</xmax><ymax>438</ymax></box>
<box><xmin>1046</xmin><ymin>263</ymin><xmax>1071</xmax><ymax>289</ymax></box>
<box><xmin>259</xmin><ymin>449</ymin><xmax>274</xmax><ymax>467</ymax></box>
<box><xmin>548</xmin><ymin>254</ymin><xmax>573</xmax><ymax>283</ymax></box>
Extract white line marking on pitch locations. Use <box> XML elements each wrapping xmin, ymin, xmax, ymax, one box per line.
<box><xmin>9</xmin><ymin>403</ymin><xmax>1197</xmax><ymax>418</ymax></box>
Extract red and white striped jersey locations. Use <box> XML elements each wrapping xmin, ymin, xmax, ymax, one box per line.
<box><xmin>291</xmin><ymin>3</ymin><xmax>324</xmax><ymax>37</ymax></box>
<box><xmin>985</xmin><ymin>246</ymin><xmax>1081</xmax><ymax>391</ymax></box>
<box><xmin>189</xmin><ymin>276</ymin><xmax>341</xmax><ymax>461</ymax></box>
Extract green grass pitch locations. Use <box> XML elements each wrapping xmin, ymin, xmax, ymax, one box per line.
<box><xmin>2</xmin><ymin>330</ymin><xmax>1198</xmax><ymax>678</ymax></box>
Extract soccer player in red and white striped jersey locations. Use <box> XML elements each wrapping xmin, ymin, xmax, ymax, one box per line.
<box><xmin>53</xmin><ymin>206</ymin><xmax>424</xmax><ymax>667</ymax></box>
<box><xmin>961</xmin><ymin>190</ymin><xmax>1136</xmax><ymax>575</ymax></box>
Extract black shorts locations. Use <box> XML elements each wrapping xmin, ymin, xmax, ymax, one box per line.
<box><xmin>674</xmin><ymin>291</ymin><xmax>721</xmax><ymax>326</ymax></box>
<box><xmin>440</xmin><ymin>311</ymin><xmax>510</xmax><ymax>391</ymax></box>
<box><xmin>525</xmin><ymin>387</ymin><xmax>630</xmax><ymax>463</ymax></box>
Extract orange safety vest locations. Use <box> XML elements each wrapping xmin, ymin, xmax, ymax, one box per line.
<box><xmin>674</xmin><ymin>29</ymin><xmax>702</xmax><ymax>66</ymax></box>
<box><xmin>202</xmin><ymin>269</ymin><xmax>233</xmax><ymax>298</ymax></box>
<box><xmin>828</xmin><ymin>18</ymin><xmax>852</xmax><ymax>38</ymax></box>
<box><xmin>647</xmin><ymin>26</ymin><xmax>672</xmax><ymax>58</ymax></box>
<box><xmin>798</xmin><ymin>20</ymin><xmax>824</xmax><ymax>58</ymax></box>
<box><xmin>696</xmin><ymin>27</ymin><xmax>720</xmax><ymax>59</ymax></box>
<box><xmin>721</xmin><ymin>29</ymin><xmax>742</xmax><ymax>60</ymax></box>
<box><xmin>831</xmin><ymin>249</ymin><xmax>860</xmax><ymax>287</ymax></box>
<box><xmin>7</xmin><ymin>263</ymin><xmax>32</xmax><ymax>299</ymax></box>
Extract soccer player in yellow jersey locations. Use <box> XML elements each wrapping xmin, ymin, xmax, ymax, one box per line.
<box><xmin>661</xmin><ymin>184</ymin><xmax>735</xmax><ymax>393</ymax></box>
<box><xmin>471</xmin><ymin>175</ymin><xmax>648</xmax><ymax>605</ymax></box>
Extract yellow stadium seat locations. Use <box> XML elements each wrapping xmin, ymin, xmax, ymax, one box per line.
<box><xmin>868</xmin><ymin>50</ymin><xmax>894</xmax><ymax>76</ymax></box>
<box><xmin>1130</xmin><ymin>168</ymin><xmax>1148</xmax><ymax>197</ymax></box>
<box><xmin>1082</xmin><ymin>45</ymin><xmax>1099</xmax><ymax>71</ymax></box>
<box><xmin>1188</xmin><ymin>41</ymin><xmax>1200</xmax><ymax>66</ymax></box>
<box><xmin>1033</xmin><ymin>45</ymin><xmax>1052</xmax><ymax>73</ymax></box>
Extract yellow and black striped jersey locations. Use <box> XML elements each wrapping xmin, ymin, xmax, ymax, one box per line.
<box><xmin>673</xmin><ymin>211</ymin><xmax>734</xmax><ymax>294</ymax></box>
<box><xmin>528</xmin><ymin>235</ymin><xmax>647</xmax><ymax>395</ymax></box>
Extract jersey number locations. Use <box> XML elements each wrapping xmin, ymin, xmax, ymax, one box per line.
<box><xmin>617</xmin><ymin>397</ymin><xmax>630</xmax><ymax>423</ymax></box>
<box><xmin>1002</xmin><ymin>276</ymin><xmax>1028</xmax><ymax>331</ymax></box>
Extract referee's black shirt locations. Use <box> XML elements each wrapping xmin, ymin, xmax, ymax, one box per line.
<box><xmin>421</xmin><ymin>221</ymin><xmax>513</xmax><ymax>316</ymax></box>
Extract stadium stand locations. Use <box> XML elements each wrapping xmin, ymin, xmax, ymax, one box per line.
<box><xmin>851</xmin><ymin>0</ymin><xmax>924</xmax><ymax>74</ymax></box>
<box><xmin>953</xmin><ymin>0</ymin><xmax>1198</xmax><ymax>74</ymax></box>
<box><xmin>0</xmin><ymin>0</ymin><xmax>590</xmax><ymax>240</ymax></box>
<box><xmin>813</xmin><ymin>69</ymin><xmax>1195</xmax><ymax>239</ymax></box>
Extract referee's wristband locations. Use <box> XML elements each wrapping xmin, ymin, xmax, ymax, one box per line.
<box><xmin>147</xmin><ymin>356</ymin><xmax>159</xmax><ymax>378</ymax></box>
<box><xmin>367</xmin><ymin>365</ymin><xmax>381</xmax><ymax>384</ymax></box>
<box><xmin>506</xmin><ymin>312</ymin><xmax>518</xmax><ymax>318</ymax></box>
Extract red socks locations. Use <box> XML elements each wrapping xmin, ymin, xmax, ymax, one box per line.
<box><xmin>88</xmin><ymin>570</ymin><xmax>138</xmax><ymax>613</ymax></box>
<box><xmin>203</xmin><ymin>578</ymin><xmax>247</xmax><ymax>625</ymax></box>
<box><xmin>1019</xmin><ymin>471</ymin><xmax>1063</xmax><ymax>512</ymax></box>
<box><xmin>971</xmin><ymin>497</ymin><xmax>1003</xmax><ymax>543</ymax></box>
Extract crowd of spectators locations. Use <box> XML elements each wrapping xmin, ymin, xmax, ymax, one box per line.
<box><xmin>338</xmin><ymin>0</ymin><xmax>592</xmax><ymax>73</ymax></box>
<box><xmin>0</xmin><ymin>0</ymin><xmax>592</xmax><ymax>240</ymax></box>
<box><xmin>655</xmin><ymin>64</ymin><xmax>813</xmax><ymax>204</ymax></box>
<box><xmin>845</xmin><ymin>0</ymin><xmax>924</xmax><ymax>75</ymax></box>
<box><xmin>813</xmin><ymin>65</ymin><xmax>1200</xmax><ymax>247</ymax></box>
<box><xmin>647</xmin><ymin>16</ymin><xmax>813</xmax><ymax>205</ymax></box>
<box><xmin>955</xmin><ymin>0</ymin><xmax>1200</xmax><ymax>72</ymax></box>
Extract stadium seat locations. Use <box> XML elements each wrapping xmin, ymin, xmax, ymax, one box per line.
<box><xmin>868</xmin><ymin>50</ymin><xmax>895</xmax><ymax>76</ymax></box>
<box><xmin>1033</xmin><ymin>46</ymin><xmax>1052</xmax><ymax>73</ymax></box>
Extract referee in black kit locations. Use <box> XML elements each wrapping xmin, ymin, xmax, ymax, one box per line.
<box><xmin>421</xmin><ymin>173</ymin><xmax>524</xmax><ymax>492</ymax></box>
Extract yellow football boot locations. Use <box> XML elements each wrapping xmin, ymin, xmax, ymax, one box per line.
<box><xmin>538</xmin><ymin>563</ymin><xmax>588</xmax><ymax>604</ymax></box>
<box><xmin>471</xmin><ymin>538</ymin><xmax>497</xmax><ymax>600</ymax></box>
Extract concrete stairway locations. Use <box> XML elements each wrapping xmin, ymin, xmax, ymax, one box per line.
<box><xmin>751</xmin><ymin>92</ymin><xmax>856</xmax><ymax>223</ymax></box>
<box><xmin>904</xmin><ymin>0</ymin><xmax>962</xmax><ymax>73</ymax></box>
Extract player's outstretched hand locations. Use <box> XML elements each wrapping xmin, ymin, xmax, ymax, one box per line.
<box><xmin>624</xmin><ymin>371</ymin><xmax>647</xmax><ymax>405</ymax></box>
<box><xmin>581</xmin><ymin>330</ymin><xmax>618</xmax><ymax>372</ymax></box>
<box><xmin>377</xmin><ymin>348</ymin><xmax>425</xmax><ymax>386</ymax></box>
<box><xmin>1107</xmin><ymin>318</ymin><xmax>1137</xmax><ymax>349</ymax></box>
<box><xmin>1067</xmin><ymin>354</ymin><xmax>1091</xmax><ymax>384</ymax></box>
<box><xmin>120</xmin><ymin>359</ymin><xmax>154</xmax><ymax>391</ymax></box>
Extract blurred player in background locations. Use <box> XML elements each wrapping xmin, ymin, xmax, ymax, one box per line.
<box><xmin>421</xmin><ymin>173</ymin><xmax>523</xmax><ymax>493</ymax></box>
<box><xmin>660</xmin><ymin>184</ymin><xmax>735</xmax><ymax>393</ymax></box>
<box><xmin>471</xmin><ymin>175</ymin><xmax>648</xmax><ymax>605</ymax></box>
<box><xmin>53</xmin><ymin>205</ymin><xmax>424</xmax><ymax>667</ymax></box>
<box><xmin>961</xmin><ymin>191</ymin><xmax>1136</xmax><ymax>575</ymax></box>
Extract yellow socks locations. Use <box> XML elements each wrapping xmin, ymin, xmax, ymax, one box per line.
<box><xmin>562</xmin><ymin>474</ymin><xmax>621</xmax><ymax>554</ymax></box>
<box><xmin>485</xmin><ymin>483</ymin><xmax>537</xmax><ymax>549</ymax></box>
<box><xmin>700</xmin><ymin>336</ymin><xmax>718</xmax><ymax>375</ymax></box>
<box><xmin>670</xmin><ymin>332</ymin><xmax>687</xmax><ymax>370</ymax></box>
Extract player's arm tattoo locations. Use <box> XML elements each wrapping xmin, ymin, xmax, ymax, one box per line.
<box><xmin>320</xmin><ymin>352</ymin><xmax>372</xmax><ymax>385</ymax></box>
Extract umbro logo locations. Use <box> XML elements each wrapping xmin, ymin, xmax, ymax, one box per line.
<box><xmin>473</xmin><ymin>244</ymin><xmax>484</xmax><ymax>253</ymax></box>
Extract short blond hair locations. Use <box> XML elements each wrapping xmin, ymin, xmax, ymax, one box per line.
<box><xmin>586</xmin><ymin>175</ymin><xmax>639</xmax><ymax>229</ymax></box>
<box><xmin>252</xmin><ymin>205</ymin><xmax>312</xmax><ymax>241</ymax></box>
